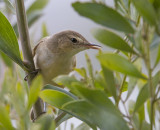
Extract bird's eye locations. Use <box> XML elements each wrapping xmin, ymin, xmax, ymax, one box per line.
<box><xmin>71</xmin><ymin>38</ymin><xmax>77</xmax><ymax>43</ymax></box>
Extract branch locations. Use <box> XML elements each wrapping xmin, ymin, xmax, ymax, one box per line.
<box><xmin>15</xmin><ymin>0</ymin><xmax>45</xmax><ymax>120</ymax></box>
<box><xmin>55</xmin><ymin>112</ymin><xmax>67</xmax><ymax>127</ymax></box>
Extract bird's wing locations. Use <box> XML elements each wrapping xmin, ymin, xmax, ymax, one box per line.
<box><xmin>32</xmin><ymin>37</ymin><xmax>49</xmax><ymax>56</ymax></box>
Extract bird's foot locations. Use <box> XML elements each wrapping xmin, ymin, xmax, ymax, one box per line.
<box><xmin>24</xmin><ymin>69</ymin><xmax>41</xmax><ymax>81</ymax></box>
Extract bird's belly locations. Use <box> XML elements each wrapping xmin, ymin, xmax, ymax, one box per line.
<box><xmin>40</xmin><ymin>58</ymin><xmax>74</xmax><ymax>81</ymax></box>
<box><xmin>45</xmin><ymin>64</ymin><xmax>71</xmax><ymax>78</ymax></box>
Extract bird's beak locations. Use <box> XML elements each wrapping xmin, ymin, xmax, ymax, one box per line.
<box><xmin>83</xmin><ymin>43</ymin><xmax>101</xmax><ymax>50</ymax></box>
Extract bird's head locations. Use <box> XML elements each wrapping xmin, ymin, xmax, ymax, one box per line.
<box><xmin>50</xmin><ymin>30</ymin><xmax>101</xmax><ymax>55</ymax></box>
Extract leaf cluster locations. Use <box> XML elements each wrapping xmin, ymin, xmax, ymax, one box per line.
<box><xmin>0</xmin><ymin>0</ymin><xmax>160</xmax><ymax>130</ymax></box>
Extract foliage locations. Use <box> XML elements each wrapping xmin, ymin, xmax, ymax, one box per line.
<box><xmin>0</xmin><ymin>0</ymin><xmax>160</xmax><ymax>130</ymax></box>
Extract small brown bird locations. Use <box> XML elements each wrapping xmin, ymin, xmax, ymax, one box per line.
<box><xmin>33</xmin><ymin>30</ymin><xmax>101</xmax><ymax>85</ymax></box>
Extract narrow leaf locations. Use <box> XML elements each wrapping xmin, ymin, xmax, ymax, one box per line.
<box><xmin>85</xmin><ymin>53</ymin><xmax>94</xmax><ymax>87</ymax></box>
<box><xmin>27</xmin><ymin>0</ymin><xmax>49</xmax><ymax>14</ymax></box>
<box><xmin>0</xmin><ymin>104</ymin><xmax>14</xmax><ymax>130</ymax></box>
<box><xmin>125</xmin><ymin>77</ymin><xmax>137</xmax><ymax>101</ymax></box>
<box><xmin>74</xmin><ymin>67</ymin><xmax>87</xmax><ymax>79</ymax></box>
<box><xmin>134</xmin><ymin>71</ymin><xmax>160</xmax><ymax>112</ymax></box>
<box><xmin>31</xmin><ymin>114</ymin><xmax>55</xmax><ymax>130</ymax></box>
<box><xmin>43</xmin><ymin>84</ymin><xmax>78</xmax><ymax>100</ymax></box>
<box><xmin>132</xmin><ymin>0</ymin><xmax>157</xmax><ymax>25</ymax></box>
<box><xmin>64</xmin><ymin>83</ymin><xmax>129</xmax><ymax>130</ymax></box>
<box><xmin>40</xmin><ymin>89</ymin><xmax>75</xmax><ymax>108</ymax></box>
<box><xmin>97</xmin><ymin>53</ymin><xmax>146</xmax><ymax>79</ymax></box>
<box><xmin>74</xmin><ymin>123</ymin><xmax>90</xmax><ymax>130</ymax></box>
<box><xmin>0</xmin><ymin>12</ymin><xmax>24</xmax><ymax>68</ymax></box>
<box><xmin>42</xmin><ymin>23</ymin><xmax>49</xmax><ymax>37</ymax></box>
<box><xmin>55</xmin><ymin>75</ymin><xmax>85</xmax><ymax>89</ymax></box>
<box><xmin>154</xmin><ymin>44</ymin><xmax>160</xmax><ymax>67</ymax></box>
<box><xmin>92</xmin><ymin>28</ymin><xmax>135</xmax><ymax>53</ymax></box>
<box><xmin>102</xmin><ymin>65</ymin><xmax>117</xmax><ymax>101</ymax></box>
<box><xmin>0</xmin><ymin>51</ymin><xmax>13</xmax><ymax>68</ymax></box>
<box><xmin>27</xmin><ymin>75</ymin><xmax>42</xmax><ymax>110</ymax></box>
<box><xmin>63</xmin><ymin>86</ymin><xmax>129</xmax><ymax>130</ymax></box>
<box><xmin>72</xmin><ymin>2</ymin><xmax>134</xmax><ymax>33</ymax></box>
<box><xmin>62</xmin><ymin>100</ymin><xmax>98</xmax><ymax>130</ymax></box>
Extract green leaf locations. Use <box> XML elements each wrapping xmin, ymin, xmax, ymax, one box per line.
<box><xmin>74</xmin><ymin>67</ymin><xmax>87</xmax><ymax>79</ymax></box>
<box><xmin>94</xmin><ymin>70</ymin><xmax>108</xmax><ymax>90</ymax></box>
<box><xmin>125</xmin><ymin>77</ymin><xmax>137</xmax><ymax>101</ymax></box>
<box><xmin>134</xmin><ymin>84</ymin><xmax>149</xmax><ymax>112</ymax></box>
<box><xmin>27</xmin><ymin>75</ymin><xmax>42</xmax><ymax>110</ymax></box>
<box><xmin>0</xmin><ymin>12</ymin><xmax>24</xmax><ymax>68</ymax></box>
<box><xmin>0</xmin><ymin>51</ymin><xmax>13</xmax><ymax>68</ymax></box>
<box><xmin>0</xmin><ymin>104</ymin><xmax>14</xmax><ymax>130</ymax></box>
<box><xmin>134</xmin><ymin>71</ymin><xmax>160</xmax><ymax>112</ymax></box>
<box><xmin>138</xmin><ymin>104</ymin><xmax>145</xmax><ymax>125</ymax></box>
<box><xmin>132</xmin><ymin>0</ymin><xmax>157</xmax><ymax>25</ymax></box>
<box><xmin>27</xmin><ymin>0</ymin><xmax>49</xmax><ymax>14</ymax></box>
<box><xmin>42</xmin><ymin>23</ymin><xmax>49</xmax><ymax>37</ymax></box>
<box><xmin>62</xmin><ymin>88</ymin><xmax>129</xmax><ymax>130</ymax></box>
<box><xmin>141</xmin><ymin>121</ymin><xmax>150</xmax><ymax>130</ymax></box>
<box><xmin>12</xmin><ymin>82</ymin><xmax>26</xmax><ymax>115</ymax></box>
<box><xmin>31</xmin><ymin>114</ymin><xmax>55</xmax><ymax>130</ymax></box>
<box><xmin>55</xmin><ymin>75</ymin><xmax>85</xmax><ymax>89</ymax></box>
<box><xmin>150</xmin><ymin>33</ymin><xmax>160</xmax><ymax>49</ymax></box>
<box><xmin>62</xmin><ymin>100</ymin><xmax>98</xmax><ymax>130</ymax></box>
<box><xmin>153</xmin><ymin>0</ymin><xmax>160</xmax><ymax>11</ymax></box>
<box><xmin>92</xmin><ymin>28</ymin><xmax>135</xmax><ymax>53</ymax></box>
<box><xmin>154</xmin><ymin>44</ymin><xmax>160</xmax><ymax>67</ymax></box>
<box><xmin>65</xmin><ymin>84</ymin><xmax>129</xmax><ymax>130</ymax></box>
<box><xmin>128</xmin><ymin>100</ymin><xmax>135</xmax><ymax>114</ymax></box>
<box><xmin>102</xmin><ymin>65</ymin><xmax>117</xmax><ymax>101</ymax></box>
<box><xmin>85</xmin><ymin>53</ymin><xmax>94</xmax><ymax>87</ymax></box>
<box><xmin>97</xmin><ymin>53</ymin><xmax>146</xmax><ymax>79</ymax></box>
<box><xmin>72</xmin><ymin>2</ymin><xmax>134</xmax><ymax>33</ymax></box>
<box><xmin>43</xmin><ymin>84</ymin><xmax>78</xmax><ymax>100</ymax></box>
<box><xmin>40</xmin><ymin>89</ymin><xmax>75</xmax><ymax>108</ymax></box>
<box><xmin>74</xmin><ymin>123</ymin><xmax>90</xmax><ymax>130</ymax></box>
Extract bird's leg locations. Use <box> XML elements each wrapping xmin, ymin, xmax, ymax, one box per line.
<box><xmin>24</xmin><ymin>69</ymin><xmax>41</xmax><ymax>81</ymax></box>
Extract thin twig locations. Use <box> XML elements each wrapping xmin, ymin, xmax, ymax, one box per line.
<box><xmin>143</xmin><ymin>23</ymin><xmax>154</xmax><ymax>130</ymax></box>
<box><xmin>121</xmin><ymin>100</ymin><xmax>134</xmax><ymax>129</ymax></box>
<box><xmin>55</xmin><ymin>112</ymin><xmax>67</xmax><ymax>127</ymax></box>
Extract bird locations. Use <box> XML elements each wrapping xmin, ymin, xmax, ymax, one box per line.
<box><xmin>32</xmin><ymin>30</ymin><xmax>101</xmax><ymax>86</ymax></box>
<box><xmin>29</xmin><ymin>30</ymin><xmax>101</xmax><ymax>120</ymax></box>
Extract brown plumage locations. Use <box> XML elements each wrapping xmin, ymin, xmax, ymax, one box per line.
<box><xmin>33</xmin><ymin>30</ymin><xmax>101</xmax><ymax>85</ymax></box>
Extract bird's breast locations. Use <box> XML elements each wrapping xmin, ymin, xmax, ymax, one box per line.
<box><xmin>34</xmin><ymin>48</ymin><xmax>75</xmax><ymax>82</ymax></box>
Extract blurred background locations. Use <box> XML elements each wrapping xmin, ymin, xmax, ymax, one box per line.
<box><xmin>1</xmin><ymin>0</ymin><xmax>158</xmax><ymax>129</ymax></box>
